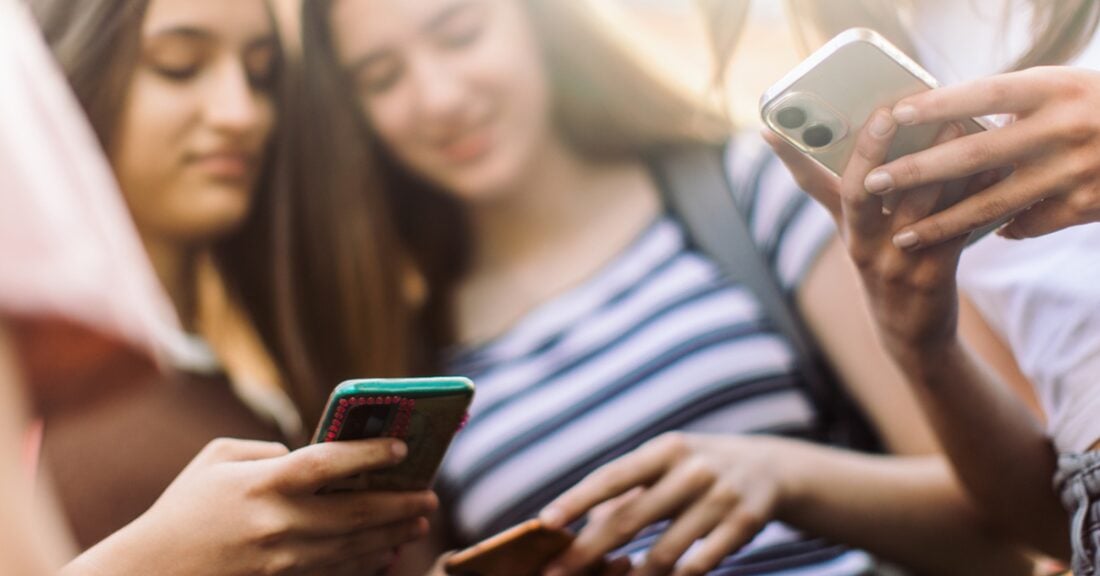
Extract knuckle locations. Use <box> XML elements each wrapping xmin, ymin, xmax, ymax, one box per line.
<box><xmin>727</xmin><ymin>511</ymin><xmax>766</xmax><ymax>541</ymax></box>
<box><xmin>682</xmin><ymin>458</ymin><xmax>718</xmax><ymax>488</ymax></box>
<box><xmin>646</xmin><ymin>548</ymin><xmax>679</xmax><ymax>572</ymax></box>
<box><xmin>294</xmin><ymin>450</ymin><xmax>331</xmax><ymax>481</ymax></box>
<box><xmin>201</xmin><ymin>438</ymin><xmax>237</xmax><ymax>460</ymax></box>
<box><xmin>262</xmin><ymin>551</ymin><xmax>301</xmax><ymax>576</ymax></box>
<box><xmin>589</xmin><ymin>462</ymin><xmax>630</xmax><ymax>490</ymax></box>
<box><xmin>606</xmin><ymin>508</ymin><xmax>644</xmax><ymax>538</ymax></box>
<box><xmin>976</xmin><ymin>193</ymin><xmax>1015</xmax><ymax>224</ymax></box>
<box><xmin>1068</xmin><ymin>189</ymin><xmax>1100</xmax><ymax>217</ymax></box>
<box><xmin>254</xmin><ymin>515</ymin><xmax>294</xmax><ymax>548</ymax></box>
<box><xmin>654</xmin><ymin>432</ymin><xmax>691</xmax><ymax>461</ymax></box>
<box><xmin>1065</xmin><ymin>149</ymin><xmax>1100</xmax><ymax>185</ymax></box>
<box><xmin>709</xmin><ymin>482</ymin><xmax>743</xmax><ymax>509</ymax></box>
<box><xmin>894</xmin><ymin>158</ymin><xmax>923</xmax><ymax>188</ymax></box>
<box><xmin>958</xmin><ymin>141</ymin><xmax>993</xmax><ymax>172</ymax></box>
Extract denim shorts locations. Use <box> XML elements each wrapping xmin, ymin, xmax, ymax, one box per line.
<box><xmin>1056</xmin><ymin>452</ymin><xmax>1100</xmax><ymax>576</ymax></box>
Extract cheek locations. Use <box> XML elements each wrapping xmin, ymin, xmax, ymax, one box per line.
<box><xmin>364</xmin><ymin>94</ymin><xmax>418</xmax><ymax>159</ymax></box>
<box><xmin>111</xmin><ymin>77</ymin><xmax>192</xmax><ymax>227</ymax></box>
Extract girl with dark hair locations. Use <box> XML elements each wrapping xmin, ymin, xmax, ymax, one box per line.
<box><xmin>2</xmin><ymin>0</ymin><xmax>434</xmax><ymax>572</ymax></box>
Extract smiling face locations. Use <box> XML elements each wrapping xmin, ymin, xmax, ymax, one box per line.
<box><xmin>328</xmin><ymin>0</ymin><xmax>554</xmax><ymax>202</ymax></box>
<box><xmin>111</xmin><ymin>0</ymin><xmax>277</xmax><ymax>245</ymax></box>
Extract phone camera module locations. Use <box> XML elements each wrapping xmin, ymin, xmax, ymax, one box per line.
<box><xmin>802</xmin><ymin>125</ymin><xmax>834</xmax><ymax>148</ymax></box>
<box><xmin>775</xmin><ymin>107</ymin><xmax>807</xmax><ymax>129</ymax></box>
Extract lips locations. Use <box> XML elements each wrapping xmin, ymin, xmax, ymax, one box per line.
<box><xmin>438</xmin><ymin>129</ymin><xmax>493</xmax><ymax>165</ymax></box>
<box><xmin>189</xmin><ymin>151</ymin><xmax>257</xmax><ymax>180</ymax></box>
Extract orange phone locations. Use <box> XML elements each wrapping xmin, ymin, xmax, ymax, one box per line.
<box><xmin>445</xmin><ymin>520</ymin><xmax>608</xmax><ymax>576</ymax></box>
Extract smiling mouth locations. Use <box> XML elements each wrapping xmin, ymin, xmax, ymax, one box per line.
<box><xmin>438</xmin><ymin>129</ymin><xmax>493</xmax><ymax>165</ymax></box>
<box><xmin>190</xmin><ymin>152</ymin><xmax>256</xmax><ymax>181</ymax></box>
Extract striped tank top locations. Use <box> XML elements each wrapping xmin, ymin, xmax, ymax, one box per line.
<box><xmin>438</xmin><ymin>137</ymin><xmax>875</xmax><ymax>575</ymax></box>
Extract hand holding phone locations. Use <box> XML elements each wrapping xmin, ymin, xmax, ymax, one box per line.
<box><xmin>759</xmin><ymin>28</ymin><xmax>1004</xmax><ymax>240</ymax></box>
<box><xmin>444</xmin><ymin>520</ymin><xmax>630</xmax><ymax>576</ymax></box>
<box><xmin>312</xmin><ymin>377</ymin><xmax>474</xmax><ymax>492</ymax></box>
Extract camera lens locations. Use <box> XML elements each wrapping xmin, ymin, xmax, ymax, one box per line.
<box><xmin>802</xmin><ymin>124</ymin><xmax>834</xmax><ymax>148</ymax></box>
<box><xmin>776</xmin><ymin>107</ymin><xmax>807</xmax><ymax>129</ymax></box>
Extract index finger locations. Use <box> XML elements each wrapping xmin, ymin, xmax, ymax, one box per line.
<box><xmin>271</xmin><ymin>439</ymin><xmax>408</xmax><ymax>494</ymax></box>
<box><xmin>539</xmin><ymin>439</ymin><xmax>677</xmax><ymax>529</ymax></box>
<box><xmin>892</xmin><ymin>70</ymin><xmax>1050</xmax><ymax>126</ymax></box>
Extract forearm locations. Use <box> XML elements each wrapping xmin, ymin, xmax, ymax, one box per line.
<box><xmin>775</xmin><ymin>440</ymin><xmax>1033</xmax><ymax>575</ymax></box>
<box><xmin>891</xmin><ymin>338</ymin><xmax>1068</xmax><ymax>558</ymax></box>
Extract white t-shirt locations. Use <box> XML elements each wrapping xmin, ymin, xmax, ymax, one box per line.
<box><xmin>911</xmin><ymin>0</ymin><xmax>1100</xmax><ymax>453</ymax></box>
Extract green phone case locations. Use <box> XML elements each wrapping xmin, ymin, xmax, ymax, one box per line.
<box><xmin>313</xmin><ymin>377</ymin><xmax>474</xmax><ymax>492</ymax></box>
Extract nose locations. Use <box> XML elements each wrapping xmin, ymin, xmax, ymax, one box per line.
<box><xmin>203</xmin><ymin>58</ymin><xmax>264</xmax><ymax>135</ymax></box>
<box><xmin>408</xmin><ymin>52</ymin><xmax>467</xmax><ymax>121</ymax></box>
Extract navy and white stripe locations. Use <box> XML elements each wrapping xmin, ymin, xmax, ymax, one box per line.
<box><xmin>439</xmin><ymin>137</ymin><xmax>868</xmax><ymax>574</ymax></box>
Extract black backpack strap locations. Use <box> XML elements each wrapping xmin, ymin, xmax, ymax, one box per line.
<box><xmin>651</xmin><ymin>144</ymin><xmax>878</xmax><ymax>450</ymax></box>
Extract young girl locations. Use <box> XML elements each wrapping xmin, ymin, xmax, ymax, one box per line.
<box><xmin>6</xmin><ymin>0</ymin><xmax>434</xmax><ymax>572</ymax></box>
<box><xmin>299</xmin><ymin>1</ymin><xmax>1033</xmax><ymax>573</ymax></box>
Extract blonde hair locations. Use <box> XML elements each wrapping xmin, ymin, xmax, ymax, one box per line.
<box><xmin>524</xmin><ymin>0</ymin><xmax>748</xmax><ymax>156</ymax></box>
<box><xmin>786</xmin><ymin>0</ymin><xmax>1100</xmax><ymax>71</ymax></box>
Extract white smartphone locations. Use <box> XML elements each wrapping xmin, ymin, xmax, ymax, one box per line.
<box><xmin>760</xmin><ymin>27</ymin><xmax>995</xmax><ymax>177</ymax></box>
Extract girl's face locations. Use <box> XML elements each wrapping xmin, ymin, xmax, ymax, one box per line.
<box><xmin>112</xmin><ymin>0</ymin><xmax>277</xmax><ymax>245</ymax></box>
<box><xmin>330</xmin><ymin>0</ymin><xmax>554</xmax><ymax>202</ymax></box>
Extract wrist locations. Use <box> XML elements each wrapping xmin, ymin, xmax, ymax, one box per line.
<box><xmin>767</xmin><ymin>437</ymin><xmax>818</xmax><ymax>522</ymax></box>
<box><xmin>883</xmin><ymin>334</ymin><xmax>966</xmax><ymax>382</ymax></box>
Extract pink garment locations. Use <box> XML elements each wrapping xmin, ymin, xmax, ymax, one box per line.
<box><xmin>0</xmin><ymin>0</ymin><xmax>177</xmax><ymax>407</ymax></box>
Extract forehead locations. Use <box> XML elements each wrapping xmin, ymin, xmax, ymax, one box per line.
<box><xmin>143</xmin><ymin>0</ymin><xmax>274</xmax><ymax>42</ymax></box>
<box><xmin>330</xmin><ymin>0</ymin><xmax>472</xmax><ymax>46</ymax></box>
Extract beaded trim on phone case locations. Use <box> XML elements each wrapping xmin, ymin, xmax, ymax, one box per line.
<box><xmin>322</xmin><ymin>395</ymin><xmax>416</xmax><ymax>442</ymax></box>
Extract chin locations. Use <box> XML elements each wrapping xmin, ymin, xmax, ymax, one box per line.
<box><xmin>171</xmin><ymin>189</ymin><xmax>255</xmax><ymax>243</ymax></box>
<box><xmin>438</xmin><ymin>155</ymin><xmax>524</xmax><ymax>204</ymax></box>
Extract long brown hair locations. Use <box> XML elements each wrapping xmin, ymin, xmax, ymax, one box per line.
<box><xmin>299</xmin><ymin>0</ymin><xmax>749</xmax><ymax>359</ymax></box>
<box><xmin>787</xmin><ymin>0</ymin><xmax>1100</xmax><ymax>71</ymax></box>
<box><xmin>29</xmin><ymin>0</ymin><xmax>414</xmax><ymax>426</ymax></box>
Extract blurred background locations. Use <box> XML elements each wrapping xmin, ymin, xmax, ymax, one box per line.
<box><xmin>274</xmin><ymin>0</ymin><xmax>801</xmax><ymax>127</ymax></box>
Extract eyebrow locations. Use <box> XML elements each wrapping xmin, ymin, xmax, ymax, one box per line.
<box><xmin>423</xmin><ymin>0</ymin><xmax>479</xmax><ymax>34</ymax></box>
<box><xmin>147</xmin><ymin>26</ymin><xmax>277</xmax><ymax>51</ymax></box>
<box><xmin>344</xmin><ymin>1</ymin><xmax>479</xmax><ymax>75</ymax></box>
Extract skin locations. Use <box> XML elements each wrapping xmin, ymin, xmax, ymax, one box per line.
<box><xmin>329</xmin><ymin>1</ymin><xmax>1034</xmax><ymax>574</ymax></box>
<box><xmin>5</xmin><ymin>1</ymin><xmax>438</xmax><ymax>573</ymax></box>
<box><xmin>767</xmin><ymin>110</ymin><xmax>1069</xmax><ymax>558</ymax></box>
<box><xmin>861</xmin><ymin>67</ymin><xmax>1100</xmax><ymax>250</ymax></box>
<box><xmin>113</xmin><ymin>0</ymin><xmax>276</xmax><ymax>328</ymax></box>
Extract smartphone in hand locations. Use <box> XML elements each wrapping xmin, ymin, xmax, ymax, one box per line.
<box><xmin>760</xmin><ymin>27</ymin><xmax>994</xmax><ymax>176</ymax></box>
<box><xmin>444</xmin><ymin>519</ymin><xmax>628</xmax><ymax>576</ymax></box>
<box><xmin>312</xmin><ymin>377</ymin><xmax>474</xmax><ymax>492</ymax></box>
<box><xmin>760</xmin><ymin>27</ymin><xmax>1005</xmax><ymax>240</ymax></box>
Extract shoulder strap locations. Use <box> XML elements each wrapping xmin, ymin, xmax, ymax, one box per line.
<box><xmin>652</xmin><ymin>144</ymin><xmax>877</xmax><ymax>449</ymax></box>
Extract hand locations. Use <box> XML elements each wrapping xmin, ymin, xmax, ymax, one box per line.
<box><xmin>538</xmin><ymin>433</ymin><xmax>792</xmax><ymax>576</ymax></box>
<box><xmin>766</xmin><ymin>109</ymin><xmax>971</xmax><ymax>358</ymax></box>
<box><xmin>91</xmin><ymin>437</ymin><xmax>437</xmax><ymax>576</ymax></box>
<box><xmin>861</xmin><ymin>67</ymin><xmax>1100</xmax><ymax>248</ymax></box>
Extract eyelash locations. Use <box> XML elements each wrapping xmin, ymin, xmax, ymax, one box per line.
<box><xmin>362</xmin><ymin>64</ymin><xmax>404</xmax><ymax>95</ymax></box>
<box><xmin>438</xmin><ymin>21</ymin><xmax>483</xmax><ymax>49</ymax></box>
<box><xmin>153</xmin><ymin>64</ymin><xmax>199</xmax><ymax>82</ymax></box>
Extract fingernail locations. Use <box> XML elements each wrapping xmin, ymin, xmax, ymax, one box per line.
<box><xmin>540</xmin><ymin>507</ymin><xmax>563</xmax><ymax>528</ymax></box>
<box><xmin>391</xmin><ymin>441</ymin><xmax>408</xmax><ymax>459</ymax></box>
<box><xmin>867</xmin><ymin>112</ymin><xmax>895</xmax><ymax>138</ymax></box>
<box><xmin>543</xmin><ymin>565</ymin><xmax>565</xmax><ymax>576</ymax></box>
<box><xmin>892</xmin><ymin>230</ymin><xmax>920</xmax><ymax>250</ymax></box>
<box><xmin>893</xmin><ymin>104</ymin><xmax>917</xmax><ymax>125</ymax></box>
<box><xmin>865</xmin><ymin>171</ymin><xmax>894</xmax><ymax>194</ymax></box>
